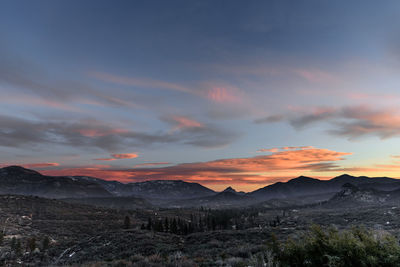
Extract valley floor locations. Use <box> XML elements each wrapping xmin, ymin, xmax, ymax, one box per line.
<box><xmin>1</xmin><ymin>195</ymin><xmax>400</xmax><ymax>266</ymax></box>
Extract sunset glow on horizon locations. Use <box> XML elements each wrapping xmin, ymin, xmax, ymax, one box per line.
<box><xmin>2</xmin><ymin>1</ymin><xmax>400</xmax><ymax>191</ymax></box>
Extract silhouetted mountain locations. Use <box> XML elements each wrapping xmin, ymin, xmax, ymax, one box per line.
<box><xmin>0</xmin><ymin>166</ymin><xmax>216</xmax><ymax>201</ymax></box>
<box><xmin>222</xmin><ymin>186</ymin><xmax>237</xmax><ymax>193</ymax></box>
<box><xmin>3</xmin><ymin>166</ymin><xmax>400</xmax><ymax>207</ymax></box>
<box><xmin>0</xmin><ymin>166</ymin><xmax>112</xmax><ymax>199</ymax></box>
<box><xmin>124</xmin><ymin>180</ymin><xmax>216</xmax><ymax>199</ymax></box>
<box><xmin>71</xmin><ymin>176</ymin><xmax>132</xmax><ymax>196</ymax></box>
<box><xmin>74</xmin><ymin>176</ymin><xmax>216</xmax><ymax>199</ymax></box>
<box><xmin>249</xmin><ymin>174</ymin><xmax>400</xmax><ymax>201</ymax></box>
<box><xmin>249</xmin><ymin>176</ymin><xmax>326</xmax><ymax>200</ymax></box>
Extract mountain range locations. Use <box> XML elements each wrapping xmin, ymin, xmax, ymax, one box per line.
<box><xmin>2</xmin><ymin>165</ymin><xmax>400</xmax><ymax>208</ymax></box>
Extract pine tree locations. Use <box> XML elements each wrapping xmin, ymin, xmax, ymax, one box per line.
<box><xmin>42</xmin><ymin>236</ymin><xmax>50</xmax><ymax>251</ymax></box>
<box><xmin>164</xmin><ymin>218</ymin><xmax>169</xmax><ymax>232</ymax></box>
<box><xmin>146</xmin><ymin>217</ymin><xmax>152</xmax><ymax>230</ymax></box>
<box><xmin>212</xmin><ymin>217</ymin><xmax>216</xmax><ymax>231</ymax></box>
<box><xmin>28</xmin><ymin>237</ymin><xmax>36</xmax><ymax>252</ymax></box>
<box><xmin>11</xmin><ymin>237</ymin><xmax>16</xmax><ymax>251</ymax></box>
<box><xmin>124</xmin><ymin>216</ymin><xmax>131</xmax><ymax>229</ymax></box>
<box><xmin>15</xmin><ymin>239</ymin><xmax>22</xmax><ymax>255</ymax></box>
<box><xmin>171</xmin><ymin>218</ymin><xmax>178</xmax><ymax>234</ymax></box>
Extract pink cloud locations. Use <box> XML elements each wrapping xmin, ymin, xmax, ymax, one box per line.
<box><xmin>1</xmin><ymin>94</ymin><xmax>83</xmax><ymax>112</ymax></box>
<box><xmin>95</xmin><ymin>153</ymin><xmax>138</xmax><ymax>161</ymax></box>
<box><xmin>94</xmin><ymin>158</ymin><xmax>117</xmax><ymax>161</ymax></box>
<box><xmin>77</xmin><ymin>128</ymin><xmax>128</xmax><ymax>137</ymax></box>
<box><xmin>90</xmin><ymin>71</ymin><xmax>244</xmax><ymax>105</ymax></box>
<box><xmin>294</xmin><ymin>69</ymin><xmax>338</xmax><ymax>84</ymax></box>
<box><xmin>173</xmin><ymin>116</ymin><xmax>203</xmax><ymax>128</ymax></box>
<box><xmin>111</xmin><ymin>153</ymin><xmax>138</xmax><ymax>159</ymax></box>
<box><xmin>165</xmin><ymin>115</ymin><xmax>204</xmax><ymax>131</ymax></box>
<box><xmin>24</xmin><ymin>162</ymin><xmax>60</xmax><ymax>168</ymax></box>
<box><xmin>89</xmin><ymin>71</ymin><xmax>196</xmax><ymax>95</ymax></box>
<box><xmin>207</xmin><ymin>87</ymin><xmax>240</xmax><ymax>103</ymax></box>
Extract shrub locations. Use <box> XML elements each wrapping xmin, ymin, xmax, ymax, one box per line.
<box><xmin>271</xmin><ymin>225</ymin><xmax>400</xmax><ymax>267</ymax></box>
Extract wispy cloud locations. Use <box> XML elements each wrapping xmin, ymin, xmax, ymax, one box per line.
<box><xmin>95</xmin><ymin>153</ymin><xmax>138</xmax><ymax>161</ymax></box>
<box><xmin>90</xmin><ymin>71</ymin><xmax>196</xmax><ymax>95</ymax></box>
<box><xmin>94</xmin><ymin>158</ymin><xmax>117</xmax><ymax>161</ymax></box>
<box><xmin>256</xmin><ymin>105</ymin><xmax>400</xmax><ymax>140</ymax></box>
<box><xmin>0</xmin><ymin>114</ymin><xmax>238</xmax><ymax>151</ymax></box>
<box><xmin>0</xmin><ymin>56</ymin><xmax>139</xmax><ymax>110</ymax></box>
<box><xmin>112</xmin><ymin>153</ymin><xmax>138</xmax><ymax>159</ymax></box>
<box><xmin>256</xmin><ymin>148</ymin><xmax>279</xmax><ymax>153</ymax></box>
<box><xmin>90</xmin><ymin>71</ymin><xmax>245</xmax><ymax>105</ymax></box>
<box><xmin>254</xmin><ymin>115</ymin><xmax>284</xmax><ymax>124</ymax></box>
<box><xmin>163</xmin><ymin>115</ymin><xmax>204</xmax><ymax>131</ymax></box>
<box><xmin>134</xmin><ymin>162</ymin><xmax>170</xmax><ymax>168</ymax></box>
<box><xmin>294</xmin><ymin>68</ymin><xmax>339</xmax><ymax>84</ymax></box>
<box><xmin>206</xmin><ymin>86</ymin><xmax>241</xmax><ymax>103</ymax></box>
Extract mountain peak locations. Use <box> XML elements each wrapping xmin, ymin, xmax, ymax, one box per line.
<box><xmin>0</xmin><ymin>165</ymin><xmax>41</xmax><ymax>175</ymax></box>
<box><xmin>287</xmin><ymin>176</ymin><xmax>317</xmax><ymax>183</ymax></box>
<box><xmin>222</xmin><ymin>186</ymin><xmax>237</xmax><ymax>193</ymax></box>
<box><xmin>334</xmin><ymin>174</ymin><xmax>355</xmax><ymax>179</ymax></box>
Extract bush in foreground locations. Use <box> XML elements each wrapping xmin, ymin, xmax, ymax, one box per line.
<box><xmin>272</xmin><ymin>225</ymin><xmax>400</xmax><ymax>267</ymax></box>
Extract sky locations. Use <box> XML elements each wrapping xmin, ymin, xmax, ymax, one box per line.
<box><xmin>2</xmin><ymin>0</ymin><xmax>400</xmax><ymax>191</ymax></box>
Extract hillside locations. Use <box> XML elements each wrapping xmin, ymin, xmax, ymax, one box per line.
<box><xmin>0</xmin><ymin>166</ymin><xmax>112</xmax><ymax>199</ymax></box>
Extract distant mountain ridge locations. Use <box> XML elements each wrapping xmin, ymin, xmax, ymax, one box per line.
<box><xmin>2</xmin><ymin>166</ymin><xmax>400</xmax><ymax>206</ymax></box>
<box><xmin>249</xmin><ymin>174</ymin><xmax>400</xmax><ymax>201</ymax></box>
<box><xmin>75</xmin><ymin>176</ymin><xmax>216</xmax><ymax>199</ymax></box>
<box><xmin>0</xmin><ymin>166</ymin><xmax>216</xmax><ymax>200</ymax></box>
<box><xmin>0</xmin><ymin>166</ymin><xmax>112</xmax><ymax>199</ymax></box>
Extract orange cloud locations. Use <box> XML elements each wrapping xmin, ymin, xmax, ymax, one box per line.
<box><xmin>257</xmin><ymin>148</ymin><xmax>279</xmax><ymax>153</ymax></box>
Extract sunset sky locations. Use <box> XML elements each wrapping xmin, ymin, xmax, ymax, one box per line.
<box><xmin>2</xmin><ymin>1</ymin><xmax>400</xmax><ymax>191</ymax></box>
